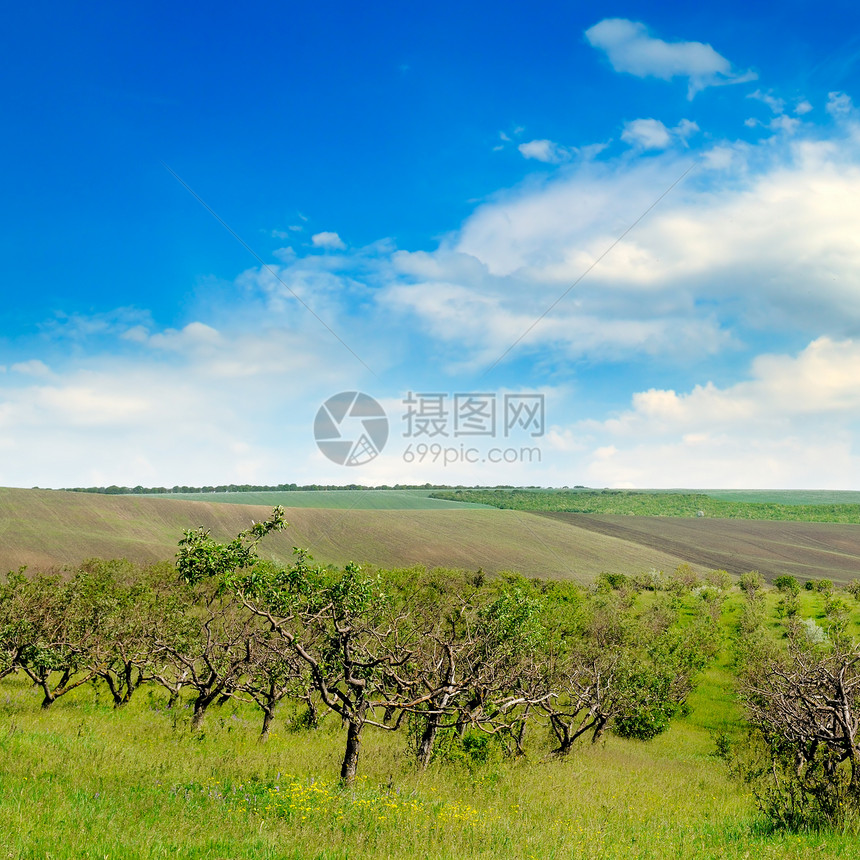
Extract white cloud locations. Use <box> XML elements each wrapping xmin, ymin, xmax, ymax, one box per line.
<box><xmin>311</xmin><ymin>231</ymin><xmax>346</xmax><ymax>250</ymax></box>
<box><xmin>620</xmin><ymin>118</ymin><xmax>699</xmax><ymax>150</ymax></box>
<box><xmin>585</xmin><ymin>18</ymin><xmax>756</xmax><ymax>97</ymax></box>
<box><xmin>9</xmin><ymin>81</ymin><xmax>860</xmax><ymax>489</ymax></box>
<box><xmin>577</xmin><ymin>337</ymin><xmax>860</xmax><ymax>488</ymax></box>
<box><xmin>827</xmin><ymin>91</ymin><xmax>854</xmax><ymax>118</ymax></box>
<box><xmin>748</xmin><ymin>89</ymin><xmax>785</xmax><ymax>114</ymax></box>
<box><xmin>147</xmin><ymin>321</ymin><xmax>222</xmax><ymax>351</ymax></box>
<box><xmin>10</xmin><ymin>360</ymin><xmax>51</xmax><ymax>377</ymax></box>
<box><xmin>622</xmin><ymin>119</ymin><xmax>671</xmax><ymax>150</ymax></box>
<box><xmin>0</xmin><ymin>316</ymin><xmax>368</xmax><ymax>487</ymax></box>
<box><xmin>745</xmin><ymin>90</ymin><xmax>807</xmax><ymax>136</ymax></box>
<box><xmin>768</xmin><ymin>114</ymin><xmax>800</xmax><ymax>134</ymax></box>
<box><xmin>518</xmin><ymin>139</ymin><xmax>573</xmax><ymax>163</ymax></box>
<box><xmin>674</xmin><ymin>119</ymin><xmax>699</xmax><ymax>139</ymax></box>
<box><xmin>42</xmin><ymin>308</ymin><xmax>153</xmax><ymax>342</ymax></box>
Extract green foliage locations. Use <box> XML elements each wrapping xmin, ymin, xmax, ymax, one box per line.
<box><xmin>176</xmin><ymin>506</ymin><xmax>288</xmax><ymax>585</ymax></box>
<box><xmin>596</xmin><ymin>571</ymin><xmax>628</xmax><ymax>591</ymax></box>
<box><xmin>729</xmin><ymin>615</ymin><xmax>860</xmax><ymax>833</ymax></box>
<box><xmin>705</xmin><ymin>569</ymin><xmax>732</xmax><ymax>590</ymax></box>
<box><xmin>431</xmin><ymin>728</ymin><xmax>501</xmax><ymax>770</ymax></box>
<box><xmin>430</xmin><ymin>488</ymin><xmax>860</xmax><ymax>523</ymax></box>
<box><xmin>612</xmin><ymin>685</ymin><xmax>679</xmax><ymax>740</ymax></box>
<box><xmin>739</xmin><ymin>571</ymin><xmax>765</xmax><ymax>600</ymax></box>
<box><xmin>774</xmin><ymin>575</ymin><xmax>801</xmax><ymax>594</ymax></box>
<box><xmin>775</xmin><ymin>592</ymin><xmax>800</xmax><ymax>618</ymax></box>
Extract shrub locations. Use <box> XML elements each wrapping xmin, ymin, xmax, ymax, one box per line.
<box><xmin>704</xmin><ymin>569</ymin><xmax>732</xmax><ymax>590</ymax></box>
<box><xmin>739</xmin><ymin>571</ymin><xmax>764</xmax><ymax>600</ymax></box>
<box><xmin>775</xmin><ymin>593</ymin><xmax>800</xmax><ymax>618</ymax></box>
<box><xmin>774</xmin><ymin>575</ymin><xmax>800</xmax><ymax>594</ymax></box>
<box><xmin>596</xmin><ymin>572</ymin><xmax>629</xmax><ymax>592</ymax></box>
<box><xmin>730</xmin><ymin>633</ymin><xmax>860</xmax><ymax>831</ymax></box>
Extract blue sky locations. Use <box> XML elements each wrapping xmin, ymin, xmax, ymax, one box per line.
<box><xmin>4</xmin><ymin>1</ymin><xmax>860</xmax><ymax>488</ymax></box>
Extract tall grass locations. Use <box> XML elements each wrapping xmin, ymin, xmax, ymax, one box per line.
<box><xmin>4</xmin><ymin>583</ymin><xmax>860</xmax><ymax>858</ymax></box>
<box><xmin>0</xmin><ymin>661</ymin><xmax>858</xmax><ymax>858</ymax></box>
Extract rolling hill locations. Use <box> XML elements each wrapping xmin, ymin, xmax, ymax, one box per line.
<box><xmin>0</xmin><ymin>488</ymin><xmax>698</xmax><ymax>582</ymax></box>
<box><xmin>3</xmin><ymin>487</ymin><xmax>860</xmax><ymax>583</ymax></box>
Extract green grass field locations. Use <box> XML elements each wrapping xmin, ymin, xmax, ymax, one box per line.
<box><xmin>148</xmin><ymin>489</ymin><xmax>491</xmax><ymax>509</ymax></box>
<box><xmin>3</xmin><ymin>588</ymin><xmax>860</xmax><ymax>859</ymax></box>
<box><xmin>671</xmin><ymin>489</ymin><xmax>860</xmax><ymax>505</ymax></box>
<box><xmin>432</xmin><ymin>489</ymin><xmax>860</xmax><ymax>523</ymax></box>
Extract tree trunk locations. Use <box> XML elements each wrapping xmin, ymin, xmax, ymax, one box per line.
<box><xmin>340</xmin><ymin>708</ymin><xmax>366</xmax><ymax>786</ymax></box>
<box><xmin>591</xmin><ymin>716</ymin><xmax>607</xmax><ymax>743</ymax></box>
<box><xmin>191</xmin><ymin>693</ymin><xmax>216</xmax><ymax>731</ymax></box>
<box><xmin>259</xmin><ymin>706</ymin><xmax>275</xmax><ymax>742</ymax></box>
<box><xmin>40</xmin><ymin>686</ymin><xmax>55</xmax><ymax>709</ymax></box>
<box><xmin>417</xmin><ymin>713</ymin><xmax>441</xmax><ymax>770</ymax></box>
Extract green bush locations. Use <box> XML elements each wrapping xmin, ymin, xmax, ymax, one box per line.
<box><xmin>613</xmin><ymin>698</ymin><xmax>678</xmax><ymax>741</ymax></box>
<box><xmin>596</xmin><ymin>572</ymin><xmax>629</xmax><ymax>591</ymax></box>
<box><xmin>773</xmin><ymin>575</ymin><xmax>800</xmax><ymax>594</ymax></box>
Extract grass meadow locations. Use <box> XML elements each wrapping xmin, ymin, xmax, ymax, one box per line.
<box><xmin>3</xmin><ymin>587</ymin><xmax>860</xmax><ymax>859</ymax></box>
<box><xmin>147</xmin><ymin>489</ymin><xmax>491</xmax><ymax>510</ymax></box>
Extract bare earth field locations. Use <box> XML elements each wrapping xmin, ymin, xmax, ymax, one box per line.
<box><xmin>538</xmin><ymin>512</ymin><xmax>860</xmax><ymax>582</ymax></box>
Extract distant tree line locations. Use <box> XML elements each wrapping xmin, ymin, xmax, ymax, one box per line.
<box><xmin>58</xmin><ymin>483</ymin><xmax>522</xmax><ymax>495</ymax></box>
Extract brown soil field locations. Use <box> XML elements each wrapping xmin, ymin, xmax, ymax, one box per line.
<box><xmin>536</xmin><ymin>512</ymin><xmax>860</xmax><ymax>583</ymax></box>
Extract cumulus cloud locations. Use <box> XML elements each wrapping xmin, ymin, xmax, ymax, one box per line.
<box><xmin>620</xmin><ymin>118</ymin><xmax>698</xmax><ymax>150</ymax></box>
<box><xmin>518</xmin><ymin>139</ymin><xmax>573</xmax><ymax>163</ymax></box>
<box><xmin>311</xmin><ymin>231</ymin><xmax>346</xmax><ymax>250</ymax></box>
<box><xmin>0</xmin><ymin>315</ymin><xmax>368</xmax><ymax>487</ymax></box>
<box><xmin>744</xmin><ymin>90</ymin><xmax>808</xmax><ymax>135</ymax></box>
<box><xmin>748</xmin><ymin>89</ymin><xmax>785</xmax><ymax>114</ymax></box>
<box><xmin>585</xmin><ymin>18</ymin><xmax>756</xmax><ymax>97</ymax></box>
<box><xmin>9</xmin><ymin>79</ymin><xmax>860</xmax><ymax>489</ymax></box>
<box><xmin>577</xmin><ymin>338</ymin><xmax>860</xmax><ymax>487</ymax></box>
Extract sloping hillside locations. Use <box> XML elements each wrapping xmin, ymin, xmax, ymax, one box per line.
<box><xmin>0</xmin><ymin>488</ymin><xmax>693</xmax><ymax>581</ymax></box>
<box><xmin>539</xmin><ymin>512</ymin><xmax>860</xmax><ymax>583</ymax></box>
